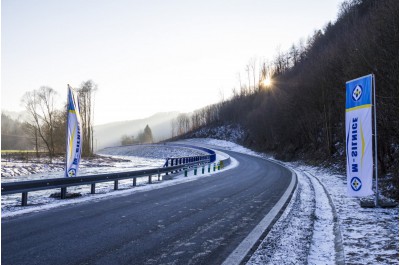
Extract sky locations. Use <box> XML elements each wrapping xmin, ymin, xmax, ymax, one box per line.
<box><xmin>2</xmin><ymin>0</ymin><xmax>343</xmax><ymax>125</ymax></box>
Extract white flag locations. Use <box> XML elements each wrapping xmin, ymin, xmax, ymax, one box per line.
<box><xmin>345</xmin><ymin>75</ymin><xmax>373</xmax><ymax>196</ymax></box>
<box><xmin>65</xmin><ymin>85</ymin><xmax>82</xmax><ymax>177</ymax></box>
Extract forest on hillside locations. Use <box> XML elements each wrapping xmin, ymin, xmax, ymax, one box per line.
<box><xmin>174</xmin><ymin>0</ymin><xmax>399</xmax><ymax>196</ymax></box>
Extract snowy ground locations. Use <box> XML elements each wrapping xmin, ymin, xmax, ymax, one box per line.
<box><xmin>1</xmin><ymin>144</ymin><xmax>207</xmax><ymax>182</ymax></box>
<box><xmin>2</xmin><ymin>140</ymin><xmax>398</xmax><ymax>264</ymax></box>
<box><xmin>185</xmin><ymin>138</ymin><xmax>399</xmax><ymax>265</ymax></box>
<box><xmin>1</xmin><ymin>144</ymin><xmax>235</xmax><ymax>217</ymax></box>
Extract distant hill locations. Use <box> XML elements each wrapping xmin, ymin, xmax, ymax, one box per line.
<box><xmin>93</xmin><ymin>112</ymin><xmax>180</xmax><ymax>150</ymax></box>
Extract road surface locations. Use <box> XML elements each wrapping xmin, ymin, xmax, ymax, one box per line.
<box><xmin>2</xmin><ymin>150</ymin><xmax>293</xmax><ymax>265</ymax></box>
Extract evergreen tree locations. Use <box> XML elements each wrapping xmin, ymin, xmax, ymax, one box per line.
<box><xmin>143</xmin><ymin>125</ymin><xmax>154</xmax><ymax>143</ymax></box>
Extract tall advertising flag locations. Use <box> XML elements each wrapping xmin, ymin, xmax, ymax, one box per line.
<box><xmin>65</xmin><ymin>85</ymin><xmax>82</xmax><ymax>178</ymax></box>
<box><xmin>345</xmin><ymin>75</ymin><xmax>374</xmax><ymax>196</ymax></box>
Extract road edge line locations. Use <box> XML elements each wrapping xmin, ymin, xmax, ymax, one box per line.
<box><xmin>221</xmin><ymin>162</ymin><xmax>298</xmax><ymax>265</ymax></box>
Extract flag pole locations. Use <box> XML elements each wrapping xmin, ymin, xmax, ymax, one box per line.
<box><xmin>372</xmin><ymin>74</ymin><xmax>379</xmax><ymax>206</ymax></box>
<box><xmin>65</xmin><ymin>85</ymin><xmax>70</xmax><ymax>178</ymax></box>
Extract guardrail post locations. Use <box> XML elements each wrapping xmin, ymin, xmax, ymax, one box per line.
<box><xmin>133</xmin><ymin>178</ymin><xmax>137</xmax><ymax>186</ymax></box>
<box><xmin>61</xmin><ymin>187</ymin><xmax>67</xmax><ymax>199</ymax></box>
<box><xmin>202</xmin><ymin>165</ymin><xmax>205</xmax><ymax>174</ymax></box>
<box><xmin>91</xmin><ymin>183</ymin><xmax>96</xmax><ymax>194</ymax></box>
<box><xmin>114</xmin><ymin>180</ymin><xmax>119</xmax><ymax>190</ymax></box>
<box><xmin>148</xmin><ymin>175</ymin><xmax>152</xmax><ymax>184</ymax></box>
<box><xmin>22</xmin><ymin>192</ymin><xmax>28</xmax><ymax>206</ymax></box>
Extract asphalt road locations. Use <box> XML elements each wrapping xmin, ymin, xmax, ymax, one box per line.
<box><xmin>2</xmin><ymin>150</ymin><xmax>292</xmax><ymax>265</ymax></box>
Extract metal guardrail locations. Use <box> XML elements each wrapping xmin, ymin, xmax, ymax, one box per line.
<box><xmin>1</xmin><ymin>145</ymin><xmax>217</xmax><ymax>207</ymax></box>
<box><xmin>163</xmin><ymin>143</ymin><xmax>216</xmax><ymax>167</ymax></box>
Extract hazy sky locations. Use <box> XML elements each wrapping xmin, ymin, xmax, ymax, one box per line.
<box><xmin>2</xmin><ymin>0</ymin><xmax>343</xmax><ymax>125</ymax></box>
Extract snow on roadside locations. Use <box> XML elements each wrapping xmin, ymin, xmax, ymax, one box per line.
<box><xmin>305</xmin><ymin>171</ymin><xmax>336</xmax><ymax>264</ymax></box>
<box><xmin>185</xmin><ymin>138</ymin><xmax>399</xmax><ymax>265</ymax></box>
<box><xmin>302</xmin><ymin>165</ymin><xmax>399</xmax><ymax>265</ymax></box>
<box><xmin>246</xmin><ymin>168</ymin><xmax>315</xmax><ymax>264</ymax></box>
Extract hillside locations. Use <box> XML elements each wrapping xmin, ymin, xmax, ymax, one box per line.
<box><xmin>93</xmin><ymin>112</ymin><xmax>179</xmax><ymax>150</ymax></box>
<box><xmin>173</xmin><ymin>0</ymin><xmax>399</xmax><ymax>199</ymax></box>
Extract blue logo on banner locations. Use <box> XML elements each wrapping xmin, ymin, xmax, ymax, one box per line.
<box><xmin>351</xmin><ymin>177</ymin><xmax>362</xmax><ymax>191</ymax></box>
<box><xmin>68</xmin><ymin>168</ymin><xmax>76</xmax><ymax>177</ymax></box>
<box><xmin>352</xmin><ymin>85</ymin><xmax>363</xmax><ymax>101</ymax></box>
<box><xmin>346</xmin><ymin>74</ymin><xmax>372</xmax><ymax>109</ymax></box>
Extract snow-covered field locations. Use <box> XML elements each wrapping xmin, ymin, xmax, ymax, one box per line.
<box><xmin>186</xmin><ymin>138</ymin><xmax>399</xmax><ymax>265</ymax></box>
<box><xmin>1</xmin><ymin>144</ymin><xmax>207</xmax><ymax>182</ymax></box>
<box><xmin>1</xmin><ymin>144</ymin><xmax>233</xmax><ymax>217</ymax></box>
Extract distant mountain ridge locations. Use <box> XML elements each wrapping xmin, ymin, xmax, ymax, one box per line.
<box><xmin>94</xmin><ymin>111</ymin><xmax>179</xmax><ymax>150</ymax></box>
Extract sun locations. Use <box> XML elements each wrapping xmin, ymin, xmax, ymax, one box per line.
<box><xmin>262</xmin><ymin>76</ymin><xmax>272</xmax><ymax>87</ymax></box>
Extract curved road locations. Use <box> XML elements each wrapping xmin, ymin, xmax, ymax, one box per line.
<box><xmin>2</xmin><ymin>150</ymin><xmax>292</xmax><ymax>265</ymax></box>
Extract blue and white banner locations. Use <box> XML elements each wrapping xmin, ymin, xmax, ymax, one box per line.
<box><xmin>345</xmin><ymin>74</ymin><xmax>373</xmax><ymax>196</ymax></box>
<box><xmin>65</xmin><ymin>85</ymin><xmax>82</xmax><ymax>178</ymax></box>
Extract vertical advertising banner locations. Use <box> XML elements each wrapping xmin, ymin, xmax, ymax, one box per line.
<box><xmin>345</xmin><ymin>75</ymin><xmax>373</xmax><ymax>196</ymax></box>
<box><xmin>65</xmin><ymin>85</ymin><xmax>82</xmax><ymax>178</ymax></box>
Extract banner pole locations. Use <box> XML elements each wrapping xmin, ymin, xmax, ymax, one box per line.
<box><xmin>373</xmin><ymin>74</ymin><xmax>379</xmax><ymax>206</ymax></box>
<box><xmin>65</xmin><ymin>85</ymin><xmax>70</xmax><ymax>178</ymax></box>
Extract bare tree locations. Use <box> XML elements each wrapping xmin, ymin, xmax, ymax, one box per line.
<box><xmin>21</xmin><ymin>87</ymin><xmax>58</xmax><ymax>160</ymax></box>
<box><xmin>245</xmin><ymin>65</ymin><xmax>251</xmax><ymax>94</ymax></box>
<box><xmin>78</xmin><ymin>80</ymin><xmax>97</xmax><ymax>156</ymax></box>
<box><xmin>176</xmin><ymin>113</ymin><xmax>192</xmax><ymax>136</ymax></box>
<box><xmin>249</xmin><ymin>57</ymin><xmax>257</xmax><ymax>92</ymax></box>
<box><xmin>22</xmin><ymin>122</ymin><xmax>40</xmax><ymax>156</ymax></box>
<box><xmin>170</xmin><ymin>119</ymin><xmax>177</xmax><ymax>138</ymax></box>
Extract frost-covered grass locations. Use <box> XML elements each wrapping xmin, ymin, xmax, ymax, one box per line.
<box><xmin>184</xmin><ymin>138</ymin><xmax>399</xmax><ymax>265</ymax></box>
